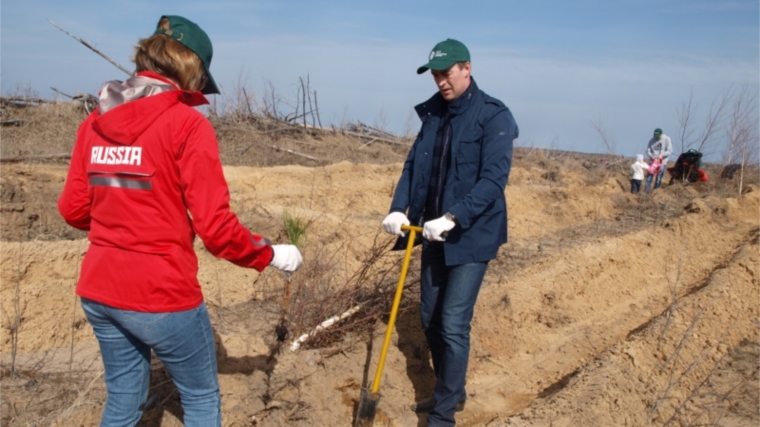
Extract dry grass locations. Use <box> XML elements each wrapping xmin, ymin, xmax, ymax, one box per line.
<box><xmin>1</xmin><ymin>97</ymin><xmax>410</xmax><ymax>167</ymax></box>
<box><xmin>212</xmin><ymin>118</ymin><xmax>409</xmax><ymax>167</ymax></box>
<box><xmin>1</xmin><ymin>368</ymin><xmax>105</xmax><ymax>426</ymax></box>
<box><xmin>1</xmin><ymin>101</ymin><xmax>86</xmax><ymax>159</ymax></box>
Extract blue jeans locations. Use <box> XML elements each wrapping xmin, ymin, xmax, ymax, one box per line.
<box><xmin>420</xmin><ymin>242</ymin><xmax>488</xmax><ymax>427</ymax></box>
<box><xmin>645</xmin><ymin>164</ymin><xmax>667</xmax><ymax>192</ymax></box>
<box><xmin>81</xmin><ymin>298</ymin><xmax>221</xmax><ymax>427</ymax></box>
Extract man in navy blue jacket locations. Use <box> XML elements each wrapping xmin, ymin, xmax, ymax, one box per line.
<box><xmin>382</xmin><ymin>39</ymin><xmax>518</xmax><ymax>426</ymax></box>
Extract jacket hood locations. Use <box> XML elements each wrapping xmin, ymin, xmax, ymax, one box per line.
<box><xmin>94</xmin><ymin>71</ymin><xmax>208</xmax><ymax>145</ymax></box>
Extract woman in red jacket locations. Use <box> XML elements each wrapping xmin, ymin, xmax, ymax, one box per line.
<box><xmin>58</xmin><ymin>16</ymin><xmax>301</xmax><ymax>426</ymax></box>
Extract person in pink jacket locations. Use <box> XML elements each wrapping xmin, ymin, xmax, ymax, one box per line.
<box><xmin>58</xmin><ymin>16</ymin><xmax>301</xmax><ymax>426</ymax></box>
<box><xmin>646</xmin><ymin>157</ymin><xmax>663</xmax><ymax>194</ymax></box>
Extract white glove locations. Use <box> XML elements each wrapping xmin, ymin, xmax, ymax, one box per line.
<box><xmin>382</xmin><ymin>212</ymin><xmax>410</xmax><ymax>236</ymax></box>
<box><xmin>269</xmin><ymin>245</ymin><xmax>303</xmax><ymax>272</ymax></box>
<box><xmin>423</xmin><ymin>215</ymin><xmax>456</xmax><ymax>242</ymax></box>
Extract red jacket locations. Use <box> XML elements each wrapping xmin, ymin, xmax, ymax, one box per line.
<box><xmin>58</xmin><ymin>72</ymin><xmax>273</xmax><ymax>312</ymax></box>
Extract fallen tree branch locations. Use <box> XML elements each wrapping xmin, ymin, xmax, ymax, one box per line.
<box><xmin>50</xmin><ymin>87</ymin><xmax>99</xmax><ymax>114</ymax></box>
<box><xmin>289</xmin><ymin>304</ymin><xmax>363</xmax><ymax>352</ymax></box>
<box><xmin>349</xmin><ymin>122</ymin><xmax>398</xmax><ymax>139</ymax></box>
<box><xmin>341</xmin><ymin>130</ymin><xmax>411</xmax><ymax>146</ymax></box>
<box><xmin>51</xmin><ymin>87</ymin><xmax>75</xmax><ymax>99</ymax></box>
<box><xmin>1</xmin><ymin>153</ymin><xmax>71</xmax><ymax>163</ymax></box>
<box><xmin>360</xmin><ymin>138</ymin><xmax>379</xmax><ymax>148</ymax></box>
<box><xmin>267</xmin><ymin>144</ymin><xmax>321</xmax><ymax>162</ymax></box>
<box><xmin>217</xmin><ymin>124</ymin><xmax>305</xmax><ymax>136</ymax></box>
<box><xmin>214</xmin><ymin>107</ymin><xmax>410</xmax><ymax>148</ymax></box>
<box><xmin>0</xmin><ymin>96</ymin><xmax>55</xmax><ymax>106</ymax></box>
<box><xmin>47</xmin><ymin>19</ymin><xmax>132</xmax><ymax>76</ymax></box>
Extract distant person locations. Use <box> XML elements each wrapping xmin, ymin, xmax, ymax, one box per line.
<box><xmin>381</xmin><ymin>38</ymin><xmax>518</xmax><ymax>427</ymax></box>
<box><xmin>57</xmin><ymin>16</ymin><xmax>302</xmax><ymax>426</ymax></box>
<box><xmin>645</xmin><ymin>128</ymin><xmax>672</xmax><ymax>192</ymax></box>
<box><xmin>668</xmin><ymin>149</ymin><xmax>708</xmax><ymax>184</ymax></box>
<box><xmin>630</xmin><ymin>154</ymin><xmax>648</xmax><ymax>194</ymax></box>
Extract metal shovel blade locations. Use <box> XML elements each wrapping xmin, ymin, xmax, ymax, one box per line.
<box><xmin>354</xmin><ymin>388</ymin><xmax>380</xmax><ymax>427</ymax></box>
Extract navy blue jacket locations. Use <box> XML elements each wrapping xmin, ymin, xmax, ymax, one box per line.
<box><xmin>390</xmin><ymin>79</ymin><xmax>518</xmax><ymax>265</ymax></box>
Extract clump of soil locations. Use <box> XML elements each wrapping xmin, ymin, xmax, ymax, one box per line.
<box><xmin>0</xmin><ymin>166</ymin><xmax>85</xmax><ymax>241</ymax></box>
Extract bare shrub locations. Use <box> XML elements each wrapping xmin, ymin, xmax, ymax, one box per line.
<box><xmin>590</xmin><ymin>117</ymin><xmax>617</xmax><ymax>157</ymax></box>
<box><xmin>676</xmin><ymin>88</ymin><xmax>732</xmax><ymax>159</ymax></box>
<box><xmin>262</xmin><ymin>231</ymin><xmax>420</xmax><ymax>352</ymax></box>
<box><xmin>0</xmin><ymin>240</ymin><xmax>24</xmax><ymax>379</ymax></box>
<box><xmin>721</xmin><ymin>83</ymin><xmax>759</xmax><ymax>197</ymax></box>
<box><xmin>0</xmin><ymin>368</ymin><xmax>105</xmax><ymax>426</ymax></box>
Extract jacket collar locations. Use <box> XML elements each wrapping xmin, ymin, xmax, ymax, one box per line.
<box><xmin>93</xmin><ymin>73</ymin><xmax>209</xmax><ymax>146</ymax></box>
<box><xmin>98</xmin><ymin>71</ymin><xmax>208</xmax><ymax>114</ymax></box>
<box><xmin>447</xmin><ymin>78</ymin><xmax>478</xmax><ymax>115</ymax></box>
<box><xmin>415</xmin><ymin>77</ymin><xmax>479</xmax><ymax>119</ymax></box>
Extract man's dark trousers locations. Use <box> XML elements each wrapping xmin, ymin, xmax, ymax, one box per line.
<box><xmin>420</xmin><ymin>241</ymin><xmax>488</xmax><ymax>427</ymax></box>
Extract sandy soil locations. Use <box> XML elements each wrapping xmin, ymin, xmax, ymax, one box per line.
<box><xmin>1</xmin><ymin>159</ymin><xmax>758</xmax><ymax>427</ymax></box>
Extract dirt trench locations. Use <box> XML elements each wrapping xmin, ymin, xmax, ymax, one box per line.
<box><xmin>408</xmin><ymin>189</ymin><xmax>760</xmax><ymax>427</ymax></box>
<box><xmin>498</xmin><ymin>234</ymin><xmax>759</xmax><ymax>427</ymax></box>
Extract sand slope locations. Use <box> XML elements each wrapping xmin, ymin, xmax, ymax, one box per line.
<box><xmin>1</xmin><ymin>161</ymin><xmax>757</xmax><ymax>427</ymax></box>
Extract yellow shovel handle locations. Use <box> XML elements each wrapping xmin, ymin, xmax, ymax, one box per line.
<box><xmin>371</xmin><ymin>224</ymin><xmax>422</xmax><ymax>393</ymax></box>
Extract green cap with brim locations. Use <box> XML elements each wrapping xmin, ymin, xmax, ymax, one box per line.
<box><xmin>417</xmin><ymin>39</ymin><xmax>470</xmax><ymax>75</ymax></box>
<box><xmin>154</xmin><ymin>15</ymin><xmax>220</xmax><ymax>95</ymax></box>
<box><xmin>654</xmin><ymin>128</ymin><xmax>663</xmax><ymax>136</ymax></box>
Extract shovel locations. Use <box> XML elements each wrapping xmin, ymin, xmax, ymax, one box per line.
<box><xmin>355</xmin><ymin>225</ymin><xmax>422</xmax><ymax>427</ymax></box>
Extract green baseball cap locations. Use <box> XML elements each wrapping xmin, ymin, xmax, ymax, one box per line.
<box><xmin>417</xmin><ymin>39</ymin><xmax>470</xmax><ymax>75</ymax></box>
<box><xmin>654</xmin><ymin>128</ymin><xmax>663</xmax><ymax>136</ymax></box>
<box><xmin>154</xmin><ymin>15</ymin><xmax>219</xmax><ymax>95</ymax></box>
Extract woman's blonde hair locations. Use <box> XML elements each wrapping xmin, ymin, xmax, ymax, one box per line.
<box><xmin>133</xmin><ymin>17</ymin><xmax>206</xmax><ymax>92</ymax></box>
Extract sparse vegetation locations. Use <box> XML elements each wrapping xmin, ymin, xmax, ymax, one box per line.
<box><xmin>270</xmin><ymin>231</ymin><xmax>419</xmax><ymax>350</ymax></box>
<box><xmin>1</xmin><ymin>90</ymin><xmax>757</xmax><ymax>426</ymax></box>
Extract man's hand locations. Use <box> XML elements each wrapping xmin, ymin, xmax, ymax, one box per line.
<box><xmin>382</xmin><ymin>212</ymin><xmax>410</xmax><ymax>236</ymax></box>
<box><xmin>423</xmin><ymin>215</ymin><xmax>456</xmax><ymax>242</ymax></box>
<box><xmin>269</xmin><ymin>245</ymin><xmax>303</xmax><ymax>272</ymax></box>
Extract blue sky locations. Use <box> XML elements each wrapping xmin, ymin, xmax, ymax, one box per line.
<box><xmin>2</xmin><ymin>0</ymin><xmax>758</xmax><ymax>158</ymax></box>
